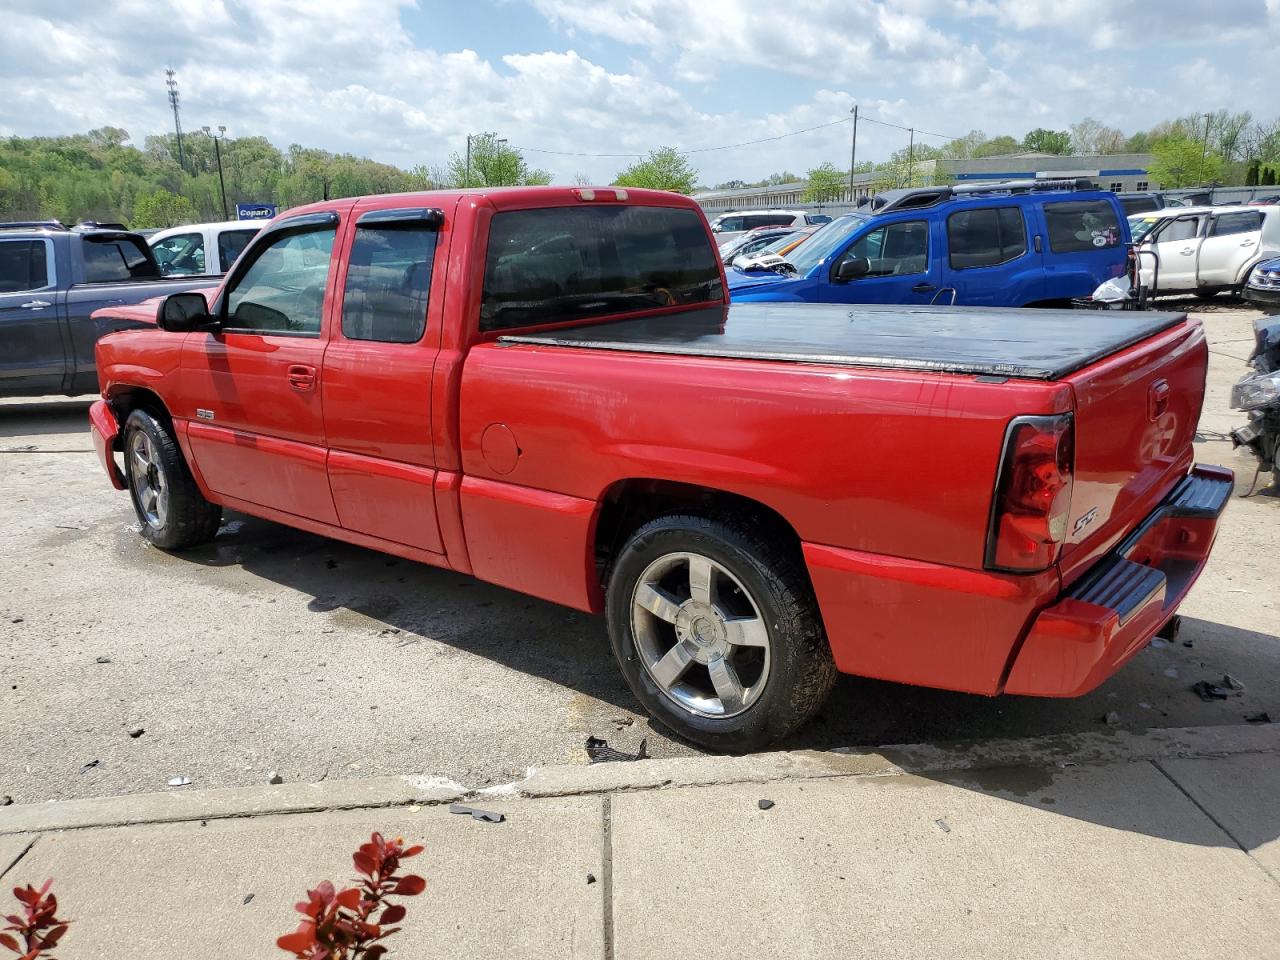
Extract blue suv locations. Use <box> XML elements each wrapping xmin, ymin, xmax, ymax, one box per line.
<box><xmin>726</xmin><ymin>180</ymin><xmax>1131</xmax><ymax>307</ymax></box>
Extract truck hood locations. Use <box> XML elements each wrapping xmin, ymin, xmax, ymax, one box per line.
<box><xmin>725</xmin><ymin>267</ymin><xmax>802</xmax><ymax>295</ymax></box>
<box><xmin>89</xmin><ymin>286</ymin><xmax>218</xmax><ymax>327</ymax></box>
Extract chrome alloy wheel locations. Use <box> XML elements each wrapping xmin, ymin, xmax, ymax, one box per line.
<box><xmin>128</xmin><ymin>429</ymin><xmax>168</xmax><ymax>530</ymax></box>
<box><xmin>630</xmin><ymin>551</ymin><xmax>771</xmax><ymax>718</ymax></box>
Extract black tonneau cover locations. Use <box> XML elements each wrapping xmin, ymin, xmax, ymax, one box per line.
<box><xmin>497</xmin><ymin>302</ymin><xmax>1188</xmax><ymax>381</ymax></box>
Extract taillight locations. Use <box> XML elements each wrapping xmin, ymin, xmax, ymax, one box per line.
<box><xmin>986</xmin><ymin>414</ymin><xmax>1075</xmax><ymax>572</ymax></box>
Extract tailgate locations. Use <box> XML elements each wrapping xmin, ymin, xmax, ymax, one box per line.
<box><xmin>1057</xmin><ymin>316</ymin><xmax>1206</xmax><ymax>586</ymax></box>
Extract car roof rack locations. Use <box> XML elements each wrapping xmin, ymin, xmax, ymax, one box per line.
<box><xmin>0</xmin><ymin>219</ymin><xmax>68</xmax><ymax>232</ymax></box>
<box><xmin>72</xmin><ymin>220</ymin><xmax>130</xmax><ymax>232</ymax></box>
<box><xmin>866</xmin><ymin>177</ymin><xmax>1099</xmax><ymax>215</ymax></box>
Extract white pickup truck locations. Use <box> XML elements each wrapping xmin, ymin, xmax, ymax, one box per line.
<box><xmin>1130</xmin><ymin>204</ymin><xmax>1280</xmax><ymax>299</ymax></box>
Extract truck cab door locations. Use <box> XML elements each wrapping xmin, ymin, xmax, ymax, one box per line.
<box><xmin>1197</xmin><ymin>210</ymin><xmax>1263</xmax><ymax>287</ymax></box>
<box><xmin>1150</xmin><ymin>214</ymin><xmax>1205</xmax><ymax>292</ymax></box>
<box><xmin>178</xmin><ymin>212</ymin><xmax>343</xmax><ymax>524</ymax></box>
<box><xmin>0</xmin><ymin>238</ymin><xmax>64</xmax><ymax>395</ymax></box>
<box><xmin>321</xmin><ymin>205</ymin><xmax>448</xmax><ymax>556</ymax></box>
<box><xmin>818</xmin><ymin>218</ymin><xmax>939</xmax><ymax>304</ymax></box>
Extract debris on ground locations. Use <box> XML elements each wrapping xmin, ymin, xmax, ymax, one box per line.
<box><xmin>758</xmin><ymin>799</ymin><xmax>775</xmax><ymax>811</ymax></box>
<box><xmin>242</xmin><ymin>893</ymin><xmax>254</xmax><ymax>905</ymax></box>
<box><xmin>1245</xmin><ymin>712</ymin><xmax>1272</xmax><ymax>724</ymax></box>
<box><xmin>94</xmin><ymin>656</ymin><xmax>111</xmax><ymax>664</ymax></box>
<box><xmin>611</xmin><ymin>716</ymin><xmax>634</xmax><ymax>730</ymax></box>
<box><xmin>79</xmin><ymin>759</ymin><xmax>100</xmax><ymax>774</ymax></box>
<box><xmin>1148</xmin><ymin>638</ymin><xmax>1167</xmax><ymax>649</ymax></box>
<box><xmin>167</xmin><ymin>776</ymin><xmax>192</xmax><ymax>787</ymax></box>
<box><xmin>586</xmin><ymin>873</ymin><xmax>597</xmax><ymax>885</ymax></box>
<box><xmin>268</xmin><ymin>771</ymin><xmax>284</xmax><ymax>785</ymax></box>
<box><xmin>1222</xmin><ymin>674</ymin><xmax>1245</xmax><ymax>693</ymax></box>
<box><xmin>128</xmin><ymin>727</ymin><xmax>144</xmax><ymax>738</ymax></box>
<box><xmin>1101</xmin><ymin>711</ymin><xmax>1122</xmax><ymax>727</ymax></box>
<box><xmin>1163</xmin><ymin>667</ymin><xmax>1179</xmax><ymax>679</ymax></box>
<box><xmin>0</xmin><ymin>796</ymin><xmax>12</xmax><ymax>806</ymax></box>
<box><xmin>10</xmin><ymin>617</ymin><xmax>22</xmax><ymax>624</ymax></box>
<box><xmin>585</xmin><ymin>736</ymin><xmax>649</xmax><ymax>763</ymax></box>
<box><xmin>1191</xmin><ymin>681</ymin><xmax>1230</xmax><ymax>701</ymax></box>
<box><xmin>935</xmin><ymin>819</ymin><xmax>952</xmax><ymax>834</ymax></box>
<box><xmin>448</xmin><ymin>803</ymin><xmax>505</xmax><ymax>823</ymax></box>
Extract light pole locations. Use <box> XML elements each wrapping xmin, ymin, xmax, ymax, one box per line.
<box><xmin>496</xmin><ymin>138</ymin><xmax>508</xmax><ymax>185</ymax></box>
<box><xmin>1198</xmin><ymin>112</ymin><xmax>1211</xmax><ymax>187</ymax></box>
<box><xmin>847</xmin><ymin>104</ymin><xmax>858</xmax><ymax>202</ymax></box>
<box><xmin>202</xmin><ymin>125</ymin><xmax>229</xmax><ymax>220</ymax></box>
<box><xmin>466</xmin><ymin>134</ymin><xmax>473</xmax><ymax>186</ymax></box>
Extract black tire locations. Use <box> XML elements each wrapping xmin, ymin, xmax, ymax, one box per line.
<box><xmin>1194</xmin><ymin>289</ymin><xmax>1220</xmax><ymax>301</ymax></box>
<box><xmin>122</xmin><ymin>408</ymin><xmax>221</xmax><ymax>550</ymax></box>
<box><xmin>605</xmin><ymin>513</ymin><xmax>836</xmax><ymax>752</ymax></box>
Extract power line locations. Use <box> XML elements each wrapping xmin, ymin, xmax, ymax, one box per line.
<box><xmin>511</xmin><ymin>110</ymin><xmax>961</xmax><ymax>161</ymax></box>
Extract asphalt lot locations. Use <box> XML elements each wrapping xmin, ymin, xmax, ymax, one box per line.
<box><xmin>1</xmin><ymin>302</ymin><xmax>1277</xmax><ymax>803</ymax></box>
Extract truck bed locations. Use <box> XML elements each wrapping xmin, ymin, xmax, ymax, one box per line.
<box><xmin>498</xmin><ymin>302</ymin><xmax>1187</xmax><ymax>380</ymax></box>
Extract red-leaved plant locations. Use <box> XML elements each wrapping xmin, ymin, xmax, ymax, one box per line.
<box><xmin>277</xmin><ymin>833</ymin><xmax>425</xmax><ymax>960</ymax></box>
<box><xmin>2</xmin><ymin>879</ymin><xmax>70</xmax><ymax>959</ymax></box>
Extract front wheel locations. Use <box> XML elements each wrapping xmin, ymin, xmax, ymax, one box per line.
<box><xmin>122</xmin><ymin>408</ymin><xmax>221</xmax><ymax>550</ymax></box>
<box><xmin>605</xmin><ymin>514</ymin><xmax>836</xmax><ymax>751</ymax></box>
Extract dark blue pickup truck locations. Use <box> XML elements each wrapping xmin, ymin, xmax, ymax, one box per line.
<box><xmin>0</xmin><ymin>221</ymin><xmax>213</xmax><ymax>397</ymax></box>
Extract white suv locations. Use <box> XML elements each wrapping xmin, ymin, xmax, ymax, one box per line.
<box><xmin>1130</xmin><ymin>205</ymin><xmax>1280</xmax><ymax>298</ymax></box>
<box><xmin>708</xmin><ymin>210</ymin><xmax>829</xmax><ymax>244</ymax></box>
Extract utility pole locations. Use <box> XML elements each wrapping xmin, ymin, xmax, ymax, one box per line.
<box><xmin>466</xmin><ymin>134</ymin><xmax>472</xmax><ymax>187</ymax></box>
<box><xmin>497</xmin><ymin>138</ymin><xmax>508</xmax><ymax>185</ymax></box>
<box><xmin>847</xmin><ymin>104</ymin><xmax>858</xmax><ymax>202</ymax></box>
<box><xmin>907</xmin><ymin>127</ymin><xmax>915</xmax><ymax>187</ymax></box>
<box><xmin>1199</xmin><ymin>112</ymin><xmax>1211</xmax><ymax>186</ymax></box>
<box><xmin>165</xmin><ymin>69</ymin><xmax>185</xmax><ymax>171</ymax></box>
<box><xmin>202</xmin><ymin>125</ymin><xmax>229</xmax><ymax>220</ymax></box>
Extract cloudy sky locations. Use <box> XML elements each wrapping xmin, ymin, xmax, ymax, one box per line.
<box><xmin>1</xmin><ymin>0</ymin><xmax>1278</xmax><ymax>185</ymax></box>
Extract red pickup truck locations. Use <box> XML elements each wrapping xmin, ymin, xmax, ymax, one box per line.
<box><xmin>88</xmin><ymin>186</ymin><xmax>1232</xmax><ymax>751</ymax></box>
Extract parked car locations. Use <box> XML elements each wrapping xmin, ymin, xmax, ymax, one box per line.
<box><xmin>1130</xmin><ymin>205</ymin><xmax>1280</xmax><ymax>298</ymax></box>
<box><xmin>717</xmin><ymin>225</ymin><xmax>799</xmax><ymax>264</ymax></box>
<box><xmin>1116</xmin><ymin>192</ymin><xmax>1165</xmax><ymax>216</ymax></box>
<box><xmin>730</xmin><ymin>226</ymin><xmax>820</xmax><ymax>271</ymax></box>
<box><xmin>89</xmin><ymin>185</ymin><xmax>1229</xmax><ymax>750</ymax></box>
<box><xmin>1243</xmin><ymin>256</ymin><xmax>1280</xmax><ymax>311</ymax></box>
<box><xmin>0</xmin><ymin>220</ymin><xmax>221</xmax><ymax>397</ymax></box>
<box><xmin>727</xmin><ymin>180</ymin><xmax>1131</xmax><ymax>307</ymax></box>
<box><xmin>1248</xmin><ymin>195</ymin><xmax>1280</xmax><ymax>206</ymax></box>
<box><xmin>709</xmin><ymin>210</ymin><xmax>827</xmax><ymax>244</ymax></box>
<box><xmin>149</xmin><ymin>220</ymin><xmax>264</xmax><ymax>277</ymax></box>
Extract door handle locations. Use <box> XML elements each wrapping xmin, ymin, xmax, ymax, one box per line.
<box><xmin>1240</xmin><ymin>239</ymin><xmax>1256</xmax><ymax>247</ymax></box>
<box><xmin>1180</xmin><ymin>248</ymin><xmax>1195</xmax><ymax>255</ymax></box>
<box><xmin>21</xmin><ymin>300</ymin><xmax>51</xmax><ymax>309</ymax></box>
<box><xmin>287</xmin><ymin>364</ymin><xmax>317</xmax><ymax>391</ymax></box>
<box><xmin>912</xmin><ymin>282</ymin><xmax>937</xmax><ymax>293</ymax></box>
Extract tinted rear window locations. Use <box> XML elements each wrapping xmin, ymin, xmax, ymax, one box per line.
<box><xmin>218</xmin><ymin>229</ymin><xmax>259</xmax><ymax>270</ymax></box>
<box><xmin>481</xmin><ymin>205</ymin><xmax>721</xmax><ymax>332</ymax></box>
<box><xmin>0</xmin><ymin>240</ymin><xmax>50</xmax><ymax>292</ymax></box>
<box><xmin>81</xmin><ymin>236</ymin><xmax>159</xmax><ymax>282</ymax></box>
<box><xmin>745</xmin><ymin>214</ymin><xmax>792</xmax><ymax>229</ymax></box>
<box><xmin>1044</xmin><ymin>200</ymin><xmax>1122</xmax><ymax>253</ymax></box>
<box><xmin>1210</xmin><ymin>211</ymin><xmax>1263</xmax><ymax>237</ymax></box>
<box><xmin>947</xmin><ymin>207</ymin><xmax>1027</xmax><ymax>269</ymax></box>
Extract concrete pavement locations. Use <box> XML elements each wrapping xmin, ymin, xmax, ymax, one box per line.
<box><xmin>1</xmin><ymin>725</ymin><xmax>1277</xmax><ymax>960</ymax></box>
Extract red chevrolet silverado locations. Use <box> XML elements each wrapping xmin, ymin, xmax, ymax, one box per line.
<box><xmin>88</xmin><ymin>186</ymin><xmax>1231</xmax><ymax>751</ymax></box>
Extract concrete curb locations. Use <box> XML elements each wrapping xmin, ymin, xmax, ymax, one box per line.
<box><xmin>2</xmin><ymin>723</ymin><xmax>1274</xmax><ymax>836</ymax></box>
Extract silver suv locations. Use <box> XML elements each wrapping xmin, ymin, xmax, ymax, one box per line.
<box><xmin>708</xmin><ymin>210</ymin><xmax>830</xmax><ymax>244</ymax></box>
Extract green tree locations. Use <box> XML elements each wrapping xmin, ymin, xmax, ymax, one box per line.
<box><xmin>803</xmin><ymin>162</ymin><xmax>846</xmax><ymax>202</ymax></box>
<box><xmin>1264</xmin><ymin>167</ymin><xmax>1277</xmax><ymax>187</ymax></box>
<box><xmin>1022</xmin><ymin>128</ymin><xmax>1071</xmax><ymax>154</ymax></box>
<box><xmin>1246</xmin><ymin>160</ymin><xmax>1261</xmax><ymax>186</ymax></box>
<box><xmin>131</xmin><ymin>189</ymin><xmax>198</xmax><ymax>229</ymax></box>
<box><xmin>612</xmin><ymin>147</ymin><xmax>698</xmax><ymax>194</ymax></box>
<box><xmin>444</xmin><ymin>133</ymin><xmax>549</xmax><ymax>188</ymax></box>
<box><xmin>1148</xmin><ymin>135</ymin><xmax>1224</xmax><ymax>188</ymax></box>
<box><xmin>1070</xmin><ymin>117</ymin><xmax>1126</xmax><ymax>155</ymax></box>
<box><xmin>972</xmin><ymin>135</ymin><xmax>1022</xmax><ymax>158</ymax></box>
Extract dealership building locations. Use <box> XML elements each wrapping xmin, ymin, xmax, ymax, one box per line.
<box><xmin>693</xmin><ymin>152</ymin><xmax>1157</xmax><ymax>213</ymax></box>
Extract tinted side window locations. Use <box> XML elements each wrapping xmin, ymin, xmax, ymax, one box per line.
<box><xmin>1210</xmin><ymin>211</ymin><xmax>1263</xmax><ymax>237</ymax></box>
<box><xmin>81</xmin><ymin>236</ymin><xmax>159</xmax><ymax>282</ymax></box>
<box><xmin>1043</xmin><ymin>200</ymin><xmax>1122</xmax><ymax>253</ymax></box>
<box><xmin>746</xmin><ymin>214</ymin><xmax>791</xmax><ymax>229</ymax></box>
<box><xmin>947</xmin><ymin>207</ymin><xmax>1027</xmax><ymax>269</ymax></box>
<box><xmin>481</xmin><ymin>205</ymin><xmax>720</xmax><ymax>332</ymax></box>
<box><xmin>151</xmin><ymin>233</ymin><xmax>206</xmax><ymax>276</ymax></box>
<box><xmin>217</xmin><ymin>229</ymin><xmax>259</xmax><ymax>271</ymax></box>
<box><xmin>0</xmin><ymin>240</ymin><xmax>50</xmax><ymax>293</ymax></box>
<box><xmin>715</xmin><ymin>216</ymin><xmax>744</xmax><ymax>232</ymax></box>
<box><xmin>226</xmin><ymin>228</ymin><xmax>336</xmax><ymax>335</ymax></box>
<box><xmin>341</xmin><ymin>224</ymin><xmax>437</xmax><ymax>343</ymax></box>
<box><xmin>840</xmin><ymin>220</ymin><xmax>929</xmax><ymax>277</ymax></box>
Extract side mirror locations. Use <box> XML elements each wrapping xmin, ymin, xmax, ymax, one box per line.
<box><xmin>157</xmin><ymin>292</ymin><xmax>213</xmax><ymax>332</ymax></box>
<box><xmin>835</xmin><ymin>257</ymin><xmax>871</xmax><ymax>282</ymax></box>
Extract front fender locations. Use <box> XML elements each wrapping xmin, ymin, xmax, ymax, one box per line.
<box><xmin>89</xmin><ymin>400</ymin><xmax>126</xmax><ymax>490</ymax></box>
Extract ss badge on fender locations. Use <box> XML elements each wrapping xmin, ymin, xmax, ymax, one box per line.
<box><xmin>1072</xmin><ymin>506</ymin><xmax>1098</xmax><ymax>537</ymax></box>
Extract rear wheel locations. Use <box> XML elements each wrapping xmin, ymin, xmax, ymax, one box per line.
<box><xmin>122</xmin><ymin>409</ymin><xmax>221</xmax><ymax>550</ymax></box>
<box><xmin>605</xmin><ymin>514</ymin><xmax>836</xmax><ymax>751</ymax></box>
<box><xmin>1194</xmin><ymin>289</ymin><xmax>1221</xmax><ymax>301</ymax></box>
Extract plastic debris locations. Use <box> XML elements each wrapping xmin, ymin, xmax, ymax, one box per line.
<box><xmin>758</xmin><ymin>799</ymin><xmax>775</xmax><ymax>811</ymax></box>
<box><xmin>128</xmin><ymin>727</ymin><xmax>144</xmax><ymax>739</ymax></box>
<box><xmin>168</xmin><ymin>776</ymin><xmax>192</xmax><ymax>787</ymax></box>
<box><xmin>242</xmin><ymin>893</ymin><xmax>254</xmax><ymax>905</ymax></box>
<box><xmin>935</xmin><ymin>819</ymin><xmax>952</xmax><ymax>834</ymax></box>
<box><xmin>1102</xmin><ymin>711</ymin><xmax>1122</xmax><ymax>727</ymax></box>
<box><xmin>79</xmin><ymin>759</ymin><xmax>100</xmax><ymax>774</ymax></box>
<box><xmin>1091</xmin><ymin>276</ymin><xmax>1132</xmax><ymax>303</ymax></box>
<box><xmin>1163</xmin><ymin>667</ymin><xmax>1179</xmax><ymax>679</ymax></box>
<box><xmin>1222</xmin><ymin>674</ymin><xmax>1245</xmax><ymax>692</ymax></box>
<box><xmin>1191</xmin><ymin>681</ymin><xmax>1229</xmax><ymax>702</ymax></box>
<box><xmin>1245</xmin><ymin>712</ymin><xmax>1272</xmax><ymax>724</ymax></box>
<box><xmin>1</xmin><ymin>796</ymin><xmax>12</xmax><ymax>806</ymax></box>
<box><xmin>586</xmin><ymin>873</ymin><xmax>597</xmax><ymax>885</ymax></box>
<box><xmin>449</xmin><ymin>803</ymin><xmax>505</xmax><ymax>824</ymax></box>
<box><xmin>95</xmin><ymin>656</ymin><xmax>112</xmax><ymax>664</ymax></box>
<box><xmin>10</xmin><ymin>617</ymin><xmax>22</xmax><ymax>624</ymax></box>
<box><xmin>268</xmin><ymin>772</ymin><xmax>284</xmax><ymax>785</ymax></box>
<box><xmin>1148</xmin><ymin>638</ymin><xmax>1167</xmax><ymax>649</ymax></box>
<box><xmin>585</xmin><ymin>736</ymin><xmax>649</xmax><ymax>764</ymax></box>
